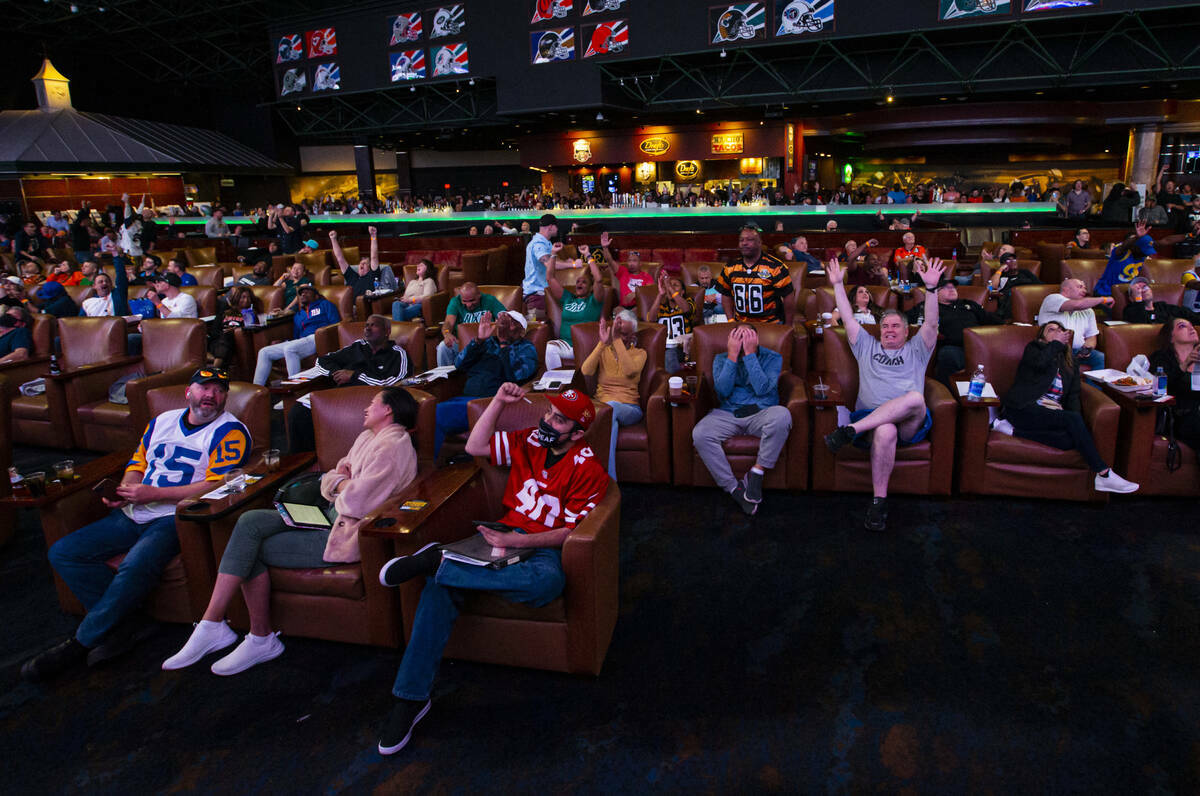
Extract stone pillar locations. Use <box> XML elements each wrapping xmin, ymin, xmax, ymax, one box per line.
<box><xmin>1123</xmin><ymin>124</ymin><xmax>1161</xmax><ymax>192</ymax></box>
<box><xmin>354</xmin><ymin>143</ymin><xmax>376</xmax><ymax>200</ymax></box>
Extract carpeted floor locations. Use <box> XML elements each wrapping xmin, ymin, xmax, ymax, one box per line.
<box><xmin>4</xmin><ymin>442</ymin><xmax>1200</xmax><ymax>793</ymax></box>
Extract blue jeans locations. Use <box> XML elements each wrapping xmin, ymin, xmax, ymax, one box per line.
<box><xmin>47</xmin><ymin>509</ymin><xmax>180</xmax><ymax>648</ymax></box>
<box><xmin>391</xmin><ymin>549</ymin><xmax>565</xmax><ymax>701</ymax></box>
<box><xmin>605</xmin><ymin>401</ymin><xmax>643</xmax><ymax>480</ymax></box>
<box><xmin>1076</xmin><ymin>348</ymin><xmax>1105</xmax><ymax>370</ymax></box>
<box><xmin>434</xmin><ymin>395</ymin><xmax>473</xmax><ymax>455</ymax></box>
<box><xmin>392</xmin><ymin>300</ymin><xmax>424</xmax><ymax>322</ymax></box>
<box><xmin>436</xmin><ymin>339</ymin><xmax>460</xmax><ymax>367</ymax></box>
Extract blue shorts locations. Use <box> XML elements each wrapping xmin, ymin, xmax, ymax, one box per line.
<box><xmin>849</xmin><ymin>408</ymin><xmax>933</xmax><ymax>449</ymax></box>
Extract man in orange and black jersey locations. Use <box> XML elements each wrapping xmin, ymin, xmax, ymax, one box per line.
<box><xmin>716</xmin><ymin>224</ymin><xmax>795</xmax><ymax>325</ymax></box>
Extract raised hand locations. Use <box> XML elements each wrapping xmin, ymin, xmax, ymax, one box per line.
<box><xmin>920</xmin><ymin>257</ymin><xmax>946</xmax><ymax>289</ymax></box>
<box><xmin>599</xmin><ymin>231</ymin><xmax>611</xmax><ymax>248</ymax></box>
<box><xmin>578</xmin><ymin>243</ymin><xmax>590</xmax><ymax>258</ymax></box>
<box><xmin>1135</xmin><ymin>220</ymin><xmax>1151</xmax><ymax>238</ymax></box>
<box><xmin>477</xmin><ymin>316</ymin><xmax>494</xmax><ymax>340</ymax></box>
<box><xmin>328</xmin><ymin>230</ymin><xmax>338</xmax><ymax>240</ymax></box>
<box><xmin>551</xmin><ymin>241</ymin><xmax>564</xmax><ymax>254</ymax></box>
<box><xmin>495</xmin><ymin>382</ymin><xmax>527</xmax><ymax>405</ymax></box>
<box><xmin>598</xmin><ymin>315</ymin><xmax>612</xmax><ymax>344</ymax></box>
<box><xmin>826</xmin><ymin>257</ymin><xmax>845</xmax><ymax>285</ymax></box>
<box><xmin>368</xmin><ymin>226</ymin><xmax>377</xmax><ymax>237</ymax></box>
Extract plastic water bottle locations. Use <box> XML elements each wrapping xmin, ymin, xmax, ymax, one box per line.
<box><xmin>968</xmin><ymin>364</ymin><xmax>986</xmax><ymax>401</ymax></box>
<box><xmin>49</xmin><ymin>354</ymin><xmax>60</xmax><ymax>376</ymax></box>
<box><xmin>1155</xmin><ymin>366</ymin><xmax>1167</xmax><ymax>397</ymax></box>
<box><xmin>951</xmin><ymin>247</ymin><xmax>958</xmax><ymax>262</ymax></box>
<box><xmin>373</xmin><ymin>278</ymin><xmax>381</xmax><ymax>295</ymax></box>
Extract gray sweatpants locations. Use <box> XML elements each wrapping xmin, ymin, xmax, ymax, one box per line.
<box><xmin>691</xmin><ymin>405</ymin><xmax>792</xmax><ymax>492</ymax></box>
<box><xmin>217</xmin><ymin>509</ymin><xmax>332</xmax><ymax>580</ymax></box>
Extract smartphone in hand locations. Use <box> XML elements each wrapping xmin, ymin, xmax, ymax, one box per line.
<box><xmin>92</xmin><ymin>478</ymin><xmax>121</xmax><ymax>502</ymax></box>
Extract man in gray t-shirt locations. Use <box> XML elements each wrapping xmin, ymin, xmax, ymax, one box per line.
<box><xmin>823</xmin><ymin>255</ymin><xmax>946</xmax><ymax>532</ymax></box>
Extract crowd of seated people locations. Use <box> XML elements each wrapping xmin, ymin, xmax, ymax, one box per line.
<box><xmin>10</xmin><ymin>203</ymin><xmax>1200</xmax><ymax>760</ymax></box>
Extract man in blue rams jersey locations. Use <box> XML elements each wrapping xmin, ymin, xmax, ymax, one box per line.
<box><xmin>22</xmin><ymin>368</ymin><xmax>251</xmax><ymax>681</ymax></box>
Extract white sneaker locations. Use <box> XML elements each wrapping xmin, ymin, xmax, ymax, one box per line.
<box><xmin>162</xmin><ymin>620</ymin><xmax>238</xmax><ymax>670</ymax></box>
<box><xmin>1095</xmin><ymin>470</ymin><xmax>1139</xmax><ymax>494</ymax></box>
<box><xmin>210</xmin><ymin>632</ymin><xmax>284</xmax><ymax>676</ymax></box>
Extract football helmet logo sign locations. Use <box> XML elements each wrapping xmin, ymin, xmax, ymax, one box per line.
<box><xmin>313</xmin><ymin>62</ymin><xmax>340</xmax><ymax>91</ymax></box>
<box><xmin>533</xmin><ymin>29</ymin><xmax>575</xmax><ymax>63</ymax></box>
<box><xmin>778</xmin><ymin>1</ymin><xmax>825</xmax><ymax>34</ymax></box>
<box><xmin>276</xmin><ymin>34</ymin><xmax>302</xmax><ymax>63</ymax></box>
<box><xmin>390</xmin><ymin>13</ymin><xmax>422</xmax><ymax>45</ymax></box>
<box><xmin>280</xmin><ymin>68</ymin><xmax>306</xmax><ymax>96</ymax></box>
<box><xmin>532</xmin><ymin>0</ymin><xmax>572</xmax><ymax>24</ymax></box>
<box><xmin>711</xmin><ymin>4</ymin><xmax>765</xmax><ymax>44</ymax></box>
<box><xmin>307</xmin><ymin>28</ymin><xmax>337</xmax><ymax>58</ymax></box>
<box><xmin>433</xmin><ymin>44</ymin><xmax>469</xmax><ymax>76</ymax></box>
<box><xmin>584</xmin><ymin>20</ymin><xmax>628</xmax><ymax>58</ymax></box>
<box><xmin>431</xmin><ymin>6</ymin><xmax>465</xmax><ymax>38</ymax></box>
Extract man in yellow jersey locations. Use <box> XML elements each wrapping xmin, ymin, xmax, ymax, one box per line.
<box><xmin>716</xmin><ymin>224</ymin><xmax>795</xmax><ymax>326</ymax></box>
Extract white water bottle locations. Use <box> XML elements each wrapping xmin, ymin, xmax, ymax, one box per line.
<box><xmin>968</xmin><ymin>364</ymin><xmax>986</xmax><ymax>401</ymax></box>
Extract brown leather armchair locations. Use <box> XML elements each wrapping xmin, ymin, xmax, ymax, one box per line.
<box><xmin>179</xmin><ymin>286</ymin><xmax>217</xmax><ymax>316</ymax></box>
<box><xmin>39</xmin><ymin>383</ymin><xmax>270</xmax><ymax>622</ymax></box>
<box><xmin>403</xmin><ymin>262</ymin><xmax>451</xmax><ymax>293</ymax></box>
<box><xmin>1061</xmin><ymin>260</ymin><xmax>1108</xmax><ymax>293</ymax></box>
<box><xmin>1010</xmin><ymin>284</ymin><xmax>1060</xmax><ymax>324</ymax></box>
<box><xmin>66</xmin><ymin>318</ymin><xmax>207</xmax><ymax>451</ymax></box>
<box><xmin>319</xmin><ymin>284</ymin><xmax>357</xmax><ymax>322</ymax></box>
<box><xmin>190</xmin><ymin>265</ymin><xmax>226</xmax><ymax>289</ymax></box>
<box><xmin>11</xmin><ymin>316</ymin><xmax>126</xmax><ymax>449</ymax></box>
<box><xmin>485</xmin><ymin>246</ymin><xmax>509</xmax><ymax>284</ymax></box>
<box><xmin>295</xmin><ymin>251</ymin><xmax>328</xmax><ymax>272</ymax></box>
<box><xmin>571</xmin><ymin>322</ymin><xmax>671</xmax><ymax>483</ymax></box>
<box><xmin>958</xmin><ymin>325</ymin><xmax>1120</xmax><ymax>501</ymax></box>
<box><xmin>480</xmin><ymin>284</ymin><xmax>524</xmax><ymax>312</ymax></box>
<box><xmin>247</xmin><ymin>285</ymin><xmax>285</xmax><ymax>313</ymax></box>
<box><xmin>814</xmin><ymin>285</ymin><xmax>899</xmax><ymax>315</ymax></box>
<box><xmin>811</xmin><ymin>326</ymin><xmax>956</xmax><ymax>495</ymax></box>
<box><xmin>376</xmin><ymin>394</ymin><xmax>619</xmax><ymax>673</ymax></box>
<box><xmin>187</xmin><ymin>246</ymin><xmax>218</xmax><ymax>267</ymax></box>
<box><xmin>190</xmin><ymin>385</ymin><xmax>427</xmax><ymax>647</ymax></box>
<box><xmin>1098</xmin><ymin>323</ymin><xmax>1199</xmax><ymax>495</ymax></box>
<box><xmin>460</xmin><ymin>250</ymin><xmax>487</xmax><ymax>285</ymax></box>
<box><xmin>1141</xmin><ymin>258</ymin><xmax>1196</xmax><ymax>286</ymax></box>
<box><xmin>671</xmin><ymin>322</ymin><xmax>809</xmax><ymax>489</ymax></box>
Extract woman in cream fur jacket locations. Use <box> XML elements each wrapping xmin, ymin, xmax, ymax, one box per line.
<box><xmin>161</xmin><ymin>387</ymin><xmax>420</xmax><ymax>676</ymax></box>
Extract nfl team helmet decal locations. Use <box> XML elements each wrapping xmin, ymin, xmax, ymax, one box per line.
<box><xmin>532</xmin><ymin>28</ymin><xmax>575</xmax><ymax>63</ymax></box>
<box><xmin>431</xmin><ymin>6</ymin><xmax>465</xmax><ymax>38</ymax></box>
<box><xmin>532</xmin><ymin>0</ymin><xmax>573</xmax><ymax>24</ymax></box>
<box><xmin>390</xmin><ymin>50</ymin><xmax>426</xmax><ymax>82</ymax></box>
<box><xmin>313</xmin><ymin>62</ymin><xmax>340</xmax><ymax>91</ymax></box>
<box><xmin>583</xmin><ymin>0</ymin><xmax>626</xmax><ymax>13</ymax></box>
<box><xmin>1024</xmin><ymin>0</ymin><xmax>1095</xmax><ymax>10</ymax></box>
<box><xmin>583</xmin><ymin>19</ymin><xmax>628</xmax><ymax>58</ymax></box>
<box><xmin>276</xmin><ymin>34</ymin><xmax>303</xmax><ymax>63</ymax></box>
<box><xmin>306</xmin><ymin>28</ymin><xmax>337</xmax><ymax>58</ymax></box>
<box><xmin>280</xmin><ymin>67</ymin><xmax>306</xmax><ymax>96</ymax></box>
<box><xmin>711</xmin><ymin>4</ymin><xmax>765</xmax><ymax>44</ymax></box>
<box><xmin>433</xmin><ymin>43</ymin><xmax>470</xmax><ymax>76</ymax></box>
<box><xmin>939</xmin><ymin>0</ymin><xmax>1009</xmax><ymax>19</ymax></box>
<box><xmin>776</xmin><ymin>0</ymin><xmax>833</xmax><ymax>35</ymax></box>
<box><xmin>389</xmin><ymin>12</ymin><xmax>422</xmax><ymax>45</ymax></box>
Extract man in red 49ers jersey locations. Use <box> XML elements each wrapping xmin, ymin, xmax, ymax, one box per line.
<box><xmin>716</xmin><ymin>224</ymin><xmax>795</xmax><ymax>325</ymax></box>
<box><xmin>374</xmin><ymin>383</ymin><xmax>609</xmax><ymax>755</ymax></box>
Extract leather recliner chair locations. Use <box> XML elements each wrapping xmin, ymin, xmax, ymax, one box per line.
<box><xmin>959</xmin><ymin>325</ymin><xmax>1120</xmax><ymax>501</ymax></box>
<box><xmin>178</xmin><ymin>286</ymin><xmax>217</xmax><ymax>316</ymax></box>
<box><xmin>1009</xmin><ymin>284</ymin><xmax>1061</xmax><ymax>325</ymax></box>
<box><xmin>1101</xmin><ymin>323</ymin><xmax>1199</xmax><ymax>496</ymax></box>
<box><xmin>65</xmin><ymin>318</ymin><xmax>206</xmax><ymax>452</ymax></box>
<box><xmin>455</xmin><ymin>321</ymin><xmax>551</xmax><ymax>376</ymax></box>
<box><xmin>11</xmin><ymin>316</ymin><xmax>126</xmax><ymax>449</ymax></box>
<box><xmin>374</xmin><ymin>395</ymin><xmax>619</xmax><ymax>673</ymax></box>
<box><xmin>811</xmin><ymin>326</ymin><xmax>956</xmax><ymax>495</ymax></box>
<box><xmin>479</xmin><ymin>284</ymin><xmax>525</xmax><ymax>312</ymax></box>
<box><xmin>187</xmin><ymin>385</ymin><xmax>432</xmax><ymax>647</ymax></box>
<box><xmin>571</xmin><ymin>321</ymin><xmax>671</xmax><ymax>483</ymax></box>
<box><xmin>671</xmin><ymin>322</ymin><xmax>810</xmax><ymax>490</ymax></box>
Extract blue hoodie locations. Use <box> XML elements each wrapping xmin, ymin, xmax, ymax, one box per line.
<box><xmin>1094</xmin><ymin>233</ymin><xmax>1156</xmax><ymax>296</ymax></box>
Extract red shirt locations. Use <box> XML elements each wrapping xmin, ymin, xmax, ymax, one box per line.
<box><xmin>614</xmin><ymin>266</ymin><xmax>652</xmax><ymax>308</ymax></box>
<box><xmin>46</xmin><ymin>271</ymin><xmax>84</xmax><ymax>286</ymax></box>
<box><xmin>489</xmin><ymin>427</ymin><xmax>609</xmax><ymax>533</ymax></box>
<box><xmin>892</xmin><ymin>244</ymin><xmax>927</xmax><ymax>265</ymax></box>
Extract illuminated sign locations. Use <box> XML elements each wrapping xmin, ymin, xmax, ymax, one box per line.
<box><xmin>639</xmin><ymin>137</ymin><xmax>671</xmax><ymax>156</ymax></box>
<box><xmin>675</xmin><ymin>160</ymin><xmax>700</xmax><ymax>179</ymax></box>
<box><xmin>635</xmin><ymin>161</ymin><xmax>656</xmax><ymax>182</ymax></box>
<box><xmin>786</xmin><ymin>124</ymin><xmax>795</xmax><ymax>171</ymax></box>
<box><xmin>739</xmin><ymin>157</ymin><xmax>763</xmax><ymax>175</ymax></box>
<box><xmin>572</xmin><ymin>139</ymin><xmax>592</xmax><ymax>163</ymax></box>
<box><xmin>711</xmin><ymin>132</ymin><xmax>744</xmax><ymax>154</ymax></box>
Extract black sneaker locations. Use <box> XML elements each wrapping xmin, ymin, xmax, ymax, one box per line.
<box><xmin>824</xmin><ymin>425</ymin><xmax>857</xmax><ymax>455</ymax></box>
<box><xmin>729</xmin><ymin>485</ymin><xmax>758</xmax><ymax>516</ymax></box>
<box><xmin>378</xmin><ymin>698</ymin><xmax>432</xmax><ymax>755</ymax></box>
<box><xmin>743</xmin><ymin>469</ymin><xmax>764</xmax><ymax>504</ymax></box>
<box><xmin>87</xmin><ymin>614</ymin><xmax>162</xmax><ymax>668</ymax></box>
<box><xmin>864</xmin><ymin>498</ymin><xmax>888</xmax><ymax>532</ymax></box>
<box><xmin>21</xmin><ymin>637</ymin><xmax>88</xmax><ymax>682</ymax></box>
<box><xmin>379</xmin><ymin>543</ymin><xmax>442</xmax><ymax>587</ymax></box>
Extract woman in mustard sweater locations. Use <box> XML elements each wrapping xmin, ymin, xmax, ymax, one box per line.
<box><xmin>581</xmin><ymin>308</ymin><xmax>647</xmax><ymax>480</ymax></box>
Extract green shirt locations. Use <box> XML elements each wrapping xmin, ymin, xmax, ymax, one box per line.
<box><xmin>445</xmin><ymin>293</ymin><xmax>507</xmax><ymax>332</ymax></box>
<box><xmin>281</xmin><ymin>276</ymin><xmax>313</xmax><ymax>307</ymax></box>
<box><xmin>559</xmin><ymin>293</ymin><xmax>602</xmax><ymax>346</ymax></box>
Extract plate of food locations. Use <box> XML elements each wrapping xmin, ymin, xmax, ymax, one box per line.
<box><xmin>1106</xmin><ymin>373</ymin><xmax>1154</xmax><ymax>392</ymax></box>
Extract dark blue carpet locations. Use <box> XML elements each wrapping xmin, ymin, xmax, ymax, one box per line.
<box><xmin>3</xmin><ymin>458</ymin><xmax>1200</xmax><ymax>792</ymax></box>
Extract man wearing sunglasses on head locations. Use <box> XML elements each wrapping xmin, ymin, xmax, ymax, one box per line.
<box><xmin>21</xmin><ymin>368</ymin><xmax>251</xmax><ymax>682</ymax></box>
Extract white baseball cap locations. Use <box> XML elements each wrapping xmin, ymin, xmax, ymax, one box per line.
<box><xmin>501</xmin><ymin>309</ymin><xmax>528</xmax><ymax>331</ymax></box>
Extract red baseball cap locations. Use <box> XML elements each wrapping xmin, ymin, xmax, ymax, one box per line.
<box><xmin>548</xmin><ymin>388</ymin><xmax>596</xmax><ymax>429</ymax></box>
